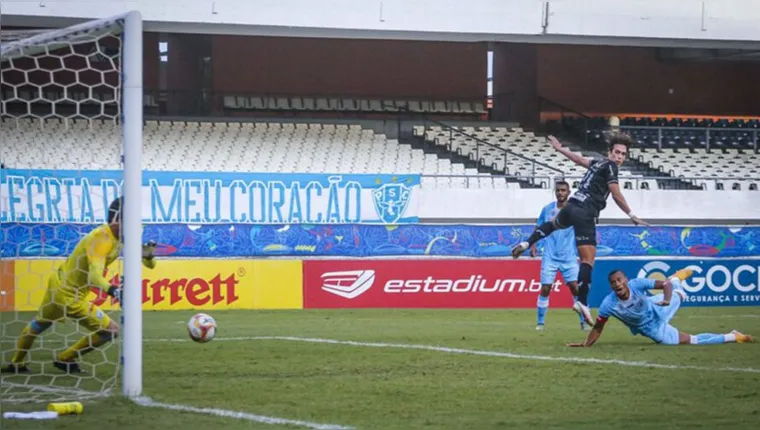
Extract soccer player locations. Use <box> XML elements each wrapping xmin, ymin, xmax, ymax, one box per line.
<box><xmin>530</xmin><ymin>180</ymin><xmax>586</xmax><ymax>331</ymax></box>
<box><xmin>511</xmin><ymin>133</ymin><xmax>649</xmax><ymax>326</ymax></box>
<box><xmin>1</xmin><ymin>197</ymin><xmax>157</xmax><ymax>374</ymax></box>
<box><xmin>567</xmin><ymin>269</ymin><xmax>753</xmax><ymax>347</ymax></box>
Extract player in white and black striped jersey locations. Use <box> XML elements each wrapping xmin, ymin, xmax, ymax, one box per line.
<box><xmin>512</xmin><ymin>133</ymin><xmax>649</xmax><ymax>325</ymax></box>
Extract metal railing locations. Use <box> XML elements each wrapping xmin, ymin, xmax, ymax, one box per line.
<box><xmin>398</xmin><ymin>102</ymin><xmax>564</xmax><ymax>187</ymax></box>
<box><xmin>419</xmin><ymin>174</ymin><xmax>760</xmax><ymax>191</ymax></box>
<box><xmin>417</xmin><ymin>117</ymin><xmax>563</xmax><ymax>178</ymax></box>
<box><xmin>619</xmin><ymin>125</ymin><xmax>759</xmax><ymax>152</ymax></box>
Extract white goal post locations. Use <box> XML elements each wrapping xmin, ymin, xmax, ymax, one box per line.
<box><xmin>1</xmin><ymin>11</ymin><xmax>143</xmax><ymax>399</ymax></box>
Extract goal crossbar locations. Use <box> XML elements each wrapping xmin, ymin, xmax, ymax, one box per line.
<box><xmin>1</xmin><ymin>15</ymin><xmax>127</xmax><ymax>61</ymax></box>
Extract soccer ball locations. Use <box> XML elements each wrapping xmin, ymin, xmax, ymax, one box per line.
<box><xmin>187</xmin><ymin>313</ymin><xmax>217</xmax><ymax>343</ymax></box>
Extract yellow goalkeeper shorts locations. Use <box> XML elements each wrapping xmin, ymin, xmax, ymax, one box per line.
<box><xmin>36</xmin><ymin>275</ymin><xmax>112</xmax><ymax>332</ymax></box>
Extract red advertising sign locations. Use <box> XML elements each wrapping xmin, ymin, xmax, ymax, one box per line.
<box><xmin>303</xmin><ymin>259</ymin><xmax>576</xmax><ymax>309</ymax></box>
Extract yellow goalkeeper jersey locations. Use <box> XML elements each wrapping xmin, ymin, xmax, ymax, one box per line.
<box><xmin>51</xmin><ymin>224</ymin><xmax>155</xmax><ymax>302</ymax></box>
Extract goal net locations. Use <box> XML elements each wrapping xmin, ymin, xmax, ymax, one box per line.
<box><xmin>0</xmin><ymin>12</ymin><xmax>144</xmax><ymax>403</ymax></box>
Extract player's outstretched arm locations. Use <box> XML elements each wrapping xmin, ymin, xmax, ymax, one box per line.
<box><xmin>609</xmin><ymin>183</ymin><xmax>649</xmax><ymax>226</ymax></box>
<box><xmin>568</xmin><ymin>317</ymin><xmax>607</xmax><ymax>347</ymax></box>
<box><xmin>142</xmin><ymin>241</ymin><xmax>158</xmax><ymax>269</ymax></box>
<box><xmin>548</xmin><ymin>135</ymin><xmax>591</xmax><ymax>168</ymax></box>
<box><xmin>652</xmin><ymin>279</ymin><xmax>674</xmax><ymax>306</ymax></box>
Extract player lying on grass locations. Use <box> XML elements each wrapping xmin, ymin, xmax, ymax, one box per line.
<box><xmin>1</xmin><ymin>197</ymin><xmax>157</xmax><ymax>374</ymax></box>
<box><xmin>568</xmin><ymin>269</ymin><xmax>753</xmax><ymax>347</ymax></box>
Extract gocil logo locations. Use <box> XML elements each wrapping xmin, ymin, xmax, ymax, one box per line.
<box><xmin>321</xmin><ymin>270</ymin><xmax>376</xmax><ymax>299</ymax></box>
<box><xmin>637</xmin><ymin>261</ymin><xmax>672</xmax><ymax>281</ymax></box>
<box><xmin>636</xmin><ymin>261</ymin><xmax>760</xmax><ymax>293</ymax></box>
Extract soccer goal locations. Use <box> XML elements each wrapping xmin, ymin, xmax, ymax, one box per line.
<box><xmin>1</xmin><ymin>11</ymin><xmax>144</xmax><ymax>403</ymax></box>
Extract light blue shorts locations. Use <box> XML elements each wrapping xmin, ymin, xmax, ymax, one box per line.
<box><xmin>540</xmin><ymin>258</ymin><xmax>579</xmax><ymax>285</ymax></box>
<box><xmin>647</xmin><ymin>283</ymin><xmax>686</xmax><ymax>345</ymax></box>
<box><xmin>652</xmin><ymin>323</ymin><xmax>681</xmax><ymax>345</ymax></box>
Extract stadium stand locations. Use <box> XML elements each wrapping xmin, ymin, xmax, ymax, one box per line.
<box><xmin>221</xmin><ymin>96</ymin><xmax>488</xmax><ymax>117</ymax></box>
<box><xmin>0</xmin><ymin>118</ymin><xmax>512</xmax><ymax>189</ymax></box>
<box><xmin>570</xmin><ymin>114</ymin><xmax>760</xmax><ymax>190</ymax></box>
<box><xmin>631</xmin><ymin>147</ymin><xmax>760</xmax><ymax>190</ymax></box>
<box><xmin>4</xmin><ymin>114</ymin><xmax>758</xmax><ymax>192</ymax></box>
<box><xmin>413</xmin><ymin>124</ymin><xmax>655</xmax><ymax>190</ymax></box>
<box><xmin>0</xmin><ymin>89</ymin><xmax>489</xmax><ymax>119</ymax></box>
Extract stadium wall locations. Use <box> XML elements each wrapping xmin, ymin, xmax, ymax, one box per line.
<box><xmin>4</xmin><ymin>257</ymin><xmax>759</xmax><ymax>312</ymax></box>
<box><xmin>2</xmin><ymin>169</ymin><xmax>758</xmax><ymax>225</ymax></box>
<box><xmin>535</xmin><ymin>44</ymin><xmax>760</xmax><ymax>116</ymax></box>
<box><xmin>2</xmin><ymin>170</ymin><xmax>759</xmax><ymax>312</ymax></box>
<box><xmin>210</xmin><ymin>36</ymin><xmax>488</xmax><ymax>100</ymax></box>
<box><xmin>5</xmin><ymin>0</ymin><xmax>760</xmax><ymax>48</ymax></box>
<box><xmin>143</xmin><ymin>32</ymin><xmax>160</xmax><ymax>91</ymax></box>
<box><xmin>493</xmin><ymin>42</ymin><xmax>760</xmax><ymax>117</ymax></box>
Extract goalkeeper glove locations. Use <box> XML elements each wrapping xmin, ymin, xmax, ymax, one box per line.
<box><xmin>142</xmin><ymin>240</ymin><xmax>157</xmax><ymax>259</ymax></box>
<box><xmin>106</xmin><ymin>285</ymin><xmax>122</xmax><ymax>304</ymax></box>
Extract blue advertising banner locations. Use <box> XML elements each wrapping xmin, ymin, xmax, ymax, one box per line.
<box><xmin>2</xmin><ymin>223</ymin><xmax>759</xmax><ymax>259</ymax></box>
<box><xmin>0</xmin><ymin>169</ymin><xmax>420</xmax><ymax>225</ymax></box>
<box><xmin>589</xmin><ymin>259</ymin><xmax>760</xmax><ymax>307</ymax></box>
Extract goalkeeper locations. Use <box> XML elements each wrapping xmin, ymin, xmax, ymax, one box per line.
<box><xmin>1</xmin><ymin>197</ymin><xmax>157</xmax><ymax>374</ymax></box>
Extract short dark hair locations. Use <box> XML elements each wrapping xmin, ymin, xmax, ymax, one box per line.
<box><xmin>107</xmin><ymin>196</ymin><xmax>123</xmax><ymax>224</ymax></box>
<box><xmin>555</xmin><ymin>180</ymin><xmax>570</xmax><ymax>189</ymax></box>
<box><xmin>607</xmin><ymin>269</ymin><xmax>624</xmax><ymax>281</ymax></box>
<box><xmin>607</xmin><ymin>131</ymin><xmax>634</xmax><ymax>152</ymax></box>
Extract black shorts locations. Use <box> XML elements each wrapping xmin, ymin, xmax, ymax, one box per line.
<box><xmin>554</xmin><ymin>199</ymin><xmax>598</xmax><ymax>246</ymax></box>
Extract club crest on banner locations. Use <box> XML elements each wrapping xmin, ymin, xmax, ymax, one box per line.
<box><xmin>372</xmin><ymin>183</ymin><xmax>411</xmax><ymax>224</ymax></box>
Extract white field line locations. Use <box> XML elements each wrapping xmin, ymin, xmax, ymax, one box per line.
<box><xmin>131</xmin><ymin>396</ymin><xmax>354</xmax><ymax>430</ymax></box>
<box><xmin>1</xmin><ymin>381</ymin><xmax>353</xmax><ymax>429</ymax></box>
<box><xmin>146</xmin><ymin>335</ymin><xmax>760</xmax><ymax>374</ymax></box>
<box><xmin>3</xmin><ymin>334</ymin><xmax>758</xmax><ymax>375</ymax></box>
<box><xmin>684</xmin><ymin>314</ymin><xmax>760</xmax><ymax>319</ymax></box>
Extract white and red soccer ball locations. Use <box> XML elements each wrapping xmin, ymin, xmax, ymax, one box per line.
<box><xmin>187</xmin><ymin>313</ymin><xmax>217</xmax><ymax>343</ymax></box>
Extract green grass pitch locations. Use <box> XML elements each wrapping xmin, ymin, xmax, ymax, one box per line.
<box><xmin>2</xmin><ymin>308</ymin><xmax>759</xmax><ymax>430</ymax></box>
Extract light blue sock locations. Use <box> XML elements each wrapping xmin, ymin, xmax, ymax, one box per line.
<box><xmin>690</xmin><ymin>333</ymin><xmax>734</xmax><ymax>345</ymax></box>
<box><xmin>537</xmin><ymin>295</ymin><xmax>549</xmax><ymax>325</ymax></box>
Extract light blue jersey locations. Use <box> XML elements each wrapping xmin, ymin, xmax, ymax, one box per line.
<box><xmin>598</xmin><ymin>278</ymin><xmax>660</xmax><ymax>338</ymax></box>
<box><xmin>534</xmin><ymin>201</ymin><xmax>582</xmax><ymax>327</ymax></box>
<box><xmin>537</xmin><ymin>202</ymin><xmax>577</xmax><ymax>262</ymax></box>
<box><xmin>598</xmin><ymin>278</ymin><xmax>740</xmax><ymax>346</ymax></box>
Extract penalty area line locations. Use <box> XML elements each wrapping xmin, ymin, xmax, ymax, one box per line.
<box><xmin>147</xmin><ymin>336</ymin><xmax>760</xmax><ymax>375</ymax></box>
<box><xmin>131</xmin><ymin>396</ymin><xmax>354</xmax><ymax>430</ymax></box>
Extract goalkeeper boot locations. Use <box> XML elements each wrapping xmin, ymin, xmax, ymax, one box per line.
<box><xmin>731</xmin><ymin>330</ymin><xmax>754</xmax><ymax>344</ymax></box>
<box><xmin>0</xmin><ymin>364</ymin><xmax>30</xmax><ymax>374</ymax></box>
<box><xmin>53</xmin><ymin>360</ymin><xmax>85</xmax><ymax>374</ymax></box>
<box><xmin>671</xmin><ymin>268</ymin><xmax>694</xmax><ymax>282</ymax></box>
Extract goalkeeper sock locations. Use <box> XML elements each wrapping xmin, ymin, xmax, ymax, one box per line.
<box><xmin>536</xmin><ymin>295</ymin><xmax>549</xmax><ymax>326</ymax></box>
<box><xmin>11</xmin><ymin>320</ymin><xmax>50</xmax><ymax>364</ymax></box>
<box><xmin>57</xmin><ymin>331</ymin><xmax>113</xmax><ymax>362</ymax></box>
<box><xmin>689</xmin><ymin>333</ymin><xmax>736</xmax><ymax>345</ymax></box>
